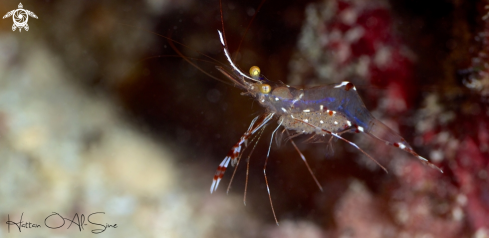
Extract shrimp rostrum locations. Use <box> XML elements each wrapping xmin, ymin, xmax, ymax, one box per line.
<box><xmin>209</xmin><ymin>30</ymin><xmax>443</xmax><ymax>225</ymax></box>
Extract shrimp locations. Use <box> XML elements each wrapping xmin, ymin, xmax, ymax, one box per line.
<box><xmin>158</xmin><ymin>0</ymin><xmax>443</xmax><ymax>226</ymax></box>
<box><xmin>201</xmin><ymin>1</ymin><xmax>445</xmax><ymax>224</ymax></box>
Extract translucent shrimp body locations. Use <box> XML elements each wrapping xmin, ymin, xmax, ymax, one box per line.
<box><xmin>257</xmin><ymin>82</ymin><xmax>405</xmax><ymax>144</ymax></box>
<box><xmin>208</xmin><ymin>20</ymin><xmax>442</xmax><ymax>224</ymax></box>
<box><xmin>253</xmin><ymin>80</ymin><xmax>442</xmax><ymax>172</ymax></box>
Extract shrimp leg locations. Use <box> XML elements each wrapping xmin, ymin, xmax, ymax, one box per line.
<box><xmin>242</xmin><ymin>127</ymin><xmax>266</xmax><ymax>205</ymax></box>
<box><xmin>366</xmin><ymin>118</ymin><xmax>443</xmax><ymax>173</ymax></box>
<box><xmin>264</xmin><ymin>119</ymin><xmax>283</xmax><ymax>226</ymax></box>
<box><xmin>293</xmin><ymin>118</ymin><xmax>388</xmax><ymax>173</ymax></box>
<box><xmin>226</xmin><ymin>126</ymin><xmax>265</xmax><ymax>194</ymax></box>
<box><xmin>210</xmin><ymin>113</ymin><xmax>274</xmax><ymax>193</ymax></box>
<box><xmin>286</xmin><ymin>130</ymin><xmax>323</xmax><ymax>192</ymax></box>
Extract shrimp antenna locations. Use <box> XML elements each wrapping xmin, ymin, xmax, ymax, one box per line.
<box><xmin>120</xmin><ymin>23</ymin><xmax>225</xmax><ymax>66</ymax></box>
<box><xmin>218</xmin><ymin>0</ymin><xmax>261</xmax><ymax>83</ymax></box>
<box><xmin>119</xmin><ymin>24</ymin><xmax>238</xmax><ymax>86</ymax></box>
<box><xmin>219</xmin><ymin>0</ymin><xmax>228</xmax><ymax>48</ymax></box>
<box><xmin>232</xmin><ymin>0</ymin><xmax>267</xmax><ymax>62</ymax></box>
<box><xmin>217</xmin><ymin>30</ymin><xmax>260</xmax><ymax>83</ymax></box>
<box><xmin>166</xmin><ymin>32</ymin><xmax>233</xmax><ymax>86</ymax></box>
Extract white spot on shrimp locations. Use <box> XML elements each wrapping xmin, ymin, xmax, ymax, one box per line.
<box><xmin>303</xmin><ymin>109</ymin><xmax>310</xmax><ymax>113</ymax></box>
<box><xmin>398</xmin><ymin>143</ymin><xmax>406</xmax><ymax>149</ymax></box>
<box><xmin>291</xmin><ymin>93</ymin><xmax>304</xmax><ymax>106</ymax></box>
<box><xmin>334</xmin><ymin>81</ymin><xmax>350</xmax><ymax>88</ymax></box>
<box><xmin>281</xmin><ymin>107</ymin><xmax>287</xmax><ymax>112</ymax></box>
<box><xmin>320</xmin><ymin>105</ymin><xmax>324</xmax><ymax>111</ymax></box>
<box><xmin>358</xmin><ymin>126</ymin><xmax>364</xmax><ymax>132</ymax></box>
<box><xmin>261</xmin><ymin>99</ymin><xmax>265</xmax><ymax>102</ymax></box>
<box><xmin>346</xmin><ymin>120</ymin><xmax>352</xmax><ymax>126</ymax></box>
<box><xmin>275</xmin><ymin>97</ymin><xmax>279</xmax><ymax>101</ymax></box>
<box><xmin>304</xmin><ymin>119</ymin><xmax>309</xmax><ymax>123</ymax></box>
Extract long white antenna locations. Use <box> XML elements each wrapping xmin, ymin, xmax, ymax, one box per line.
<box><xmin>218</xmin><ymin>30</ymin><xmax>260</xmax><ymax>82</ymax></box>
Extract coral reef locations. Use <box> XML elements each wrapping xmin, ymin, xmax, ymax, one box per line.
<box><xmin>287</xmin><ymin>0</ymin><xmax>489</xmax><ymax>237</ymax></box>
<box><xmin>1</xmin><ymin>0</ymin><xmax>488</xmax><ymax>237</ymax></box>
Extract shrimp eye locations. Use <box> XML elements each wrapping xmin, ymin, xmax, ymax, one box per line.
<box><xmin>249</xmin><ymin>66</ymin><xmax>261</xmax><ymax>79</ymax></box>
<box><xmin>260</xmin><ymin>84</ymin><xmax>271</xmax><ymax>94</ymax></box>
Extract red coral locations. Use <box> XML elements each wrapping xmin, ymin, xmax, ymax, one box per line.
<box><xmin>317</xmin><ymin>0</ymin><xmax>416</xmax><ymax>112</ymax></box>
<box><xmin>294</xmin><ymin>0</ymin><xmax>489</xmax><ymax>236</ymax></box>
